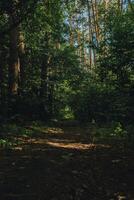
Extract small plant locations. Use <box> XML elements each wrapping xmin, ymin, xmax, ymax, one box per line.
<box><xmin>113</xmin><ymin>122</ymin><xmax>127</xmax><ymax>137</ymax></box>
<box><xmin>24</xmin><ymin>129</ymin><xmax>33</xmax><ymax>136</ymax></box>
<box><xmin>0</xmin><ymin>139</ymin><xmax>12</xmax><ymax>149</ymax></box>
<box><xmin>19</xmin><ymin>127</ymin><xmax>33</xmax><ymax>137</ymax></box>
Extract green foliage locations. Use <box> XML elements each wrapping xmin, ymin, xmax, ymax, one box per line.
<box><xmin>59</xmin><ymin>106</ymin><xmax>74</xmax><ymax>120</ymax></box>
<box><xmin>0</xmin><ymin>139</ymin><xmax>12</xmax><ymax>149</ymax></box>
<box><xmin>98</xmin><ymin>7</ymin><xmax>134</xmax><ymax>87</ymax></box>
<box><xmin>0</xmin><ymin>0</ymin><xmax>134</xmax><ymax>151</ymax></box>
<box><xmin>113</xmin><ymin>122</ymin><xmax>127</xmax><ymax>137</ymax></box>
<box><xmin>1</xmin><ymin>123</ymin><xmax>33</xmax><ymax>137</ymax></box>
<box><xmin>69</xmin><ymin>5</ymin><xmax>134</xmax><ymax>124</ymax></box>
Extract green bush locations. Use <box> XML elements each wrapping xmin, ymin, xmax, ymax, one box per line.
<box><xmin>71</xmin><ymin>83</ymin><xmax>133</xmax><ymax>123</ymax></box>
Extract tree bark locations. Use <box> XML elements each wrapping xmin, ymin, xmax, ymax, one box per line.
<box><xmin>87</xmin><ymin>0</ymin><xmax>93</xmax><ymax>67</ymax></box>
<box><xmin>18</xmin><ymin>28</ymin><xmax>25</xmax><ymax>94</ymax></box>
<box><xmin>9</xmin><ymin>21</ymin><xmax>20</xmax><ymax>96</ymax></box>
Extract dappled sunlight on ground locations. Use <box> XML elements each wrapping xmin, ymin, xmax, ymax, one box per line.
<box><xmin>46</xmin><ymin>127</ymin><xmax>64</xmax><ymax>135</ymax></box>
<box><xmin>46</xmin><ymin>141</ymin><xmax>111</xmax><ymax>150</ymax></box>
<box><xmin>12</xmin><ymin>127</ymin><xmax>111</xmax><ymax>151</ymax></box>
<box><xmin>27</xmin><ymin>126</ymin><xmax>64</xmax><ymax>135</ymax></box>
<box><xmin>0</xmin><ymin>123</ymin><xmax>134</xmax><ymax>200</ymax></box>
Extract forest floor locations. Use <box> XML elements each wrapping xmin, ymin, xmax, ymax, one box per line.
<box><xmin>0</xmin><ymin>121</ymin><xmax>134</xmax><ymax>200</ymax></box>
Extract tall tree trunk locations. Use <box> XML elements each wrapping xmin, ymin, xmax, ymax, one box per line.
<box><xmin>40</xmin><ymin>57</ymin><xmax>48</xmax><ymax>99</ymax></box>
<box><xmin>81</xmin><ymin>11</ymin><xmax>86</xmax><ymax>65</ymax></box>
<box><xmin>0</xmin><ymin>50</ymin><xmax>5</xmax><ymax>116</ymax></box>
<box><xmin>18</xmin><ymin>28</ymin><xmax>25</xmax><ymax>94</ymax></box>
<box><xmin>40</xmin><ymin>33</ymin><xmax>50</xmax><ymax>99</ymax></box>
<box><xmin>94</xmin><ymin>0</ymin><xmax>100</xmax><ymax>43</ymax></box>
<box><xmin>9</xmin><ymin>22</ymin><xmax>20</xmax><ymax>96</ymax></box>
<box><xmin>91</xmin><ymin>0</ymin><xmax>98</xmax><ymax>65</ymax></box>
<box><xmin>8</xmin><ymin>0</ymin><xmax>21</xmax><ymax>97</ymax></box>
<box><xmin>118</xmin><ymin>0</ymin><xmax>123</xmax><ymax>10</ymax></box>
<box><xmin>0</xmin><ymin>49</ymin><xmax>4</xmax><ymax>101</ymax></box>
<box><xmin>69</xmin><ymin>15</ymin><xmax>74</xmax><ymax>47</ymax></box>
<box><xmin>87</xmin><ymin>0</ymin><xmax>93</xmax><ymax>68</ymax></box>
<box><xmin>91</xmin><ymin>0</ymin><xmax>99</xmax><ymax>46</ymax></box>
<box><xmin>0</xmin><ymin>44</ymin><xmax>8</xmax><ymax>117</ymax></box>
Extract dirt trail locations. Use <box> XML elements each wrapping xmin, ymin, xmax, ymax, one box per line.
<box><xmin>0</xmin><ymin>125</ymin><xmax>134</xmax><ymax>200</ymax></box>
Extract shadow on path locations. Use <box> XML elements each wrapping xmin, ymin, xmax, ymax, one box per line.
<box><xmin>0</xmin><ymin>125</ymin><xmax>134</xmax><ymax>200</ymax></box>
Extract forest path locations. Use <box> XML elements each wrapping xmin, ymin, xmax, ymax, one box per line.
<box><xmin>0</xmin><ymin>124</ymin><xmax>134</xmax><ymax>200</ymax></box>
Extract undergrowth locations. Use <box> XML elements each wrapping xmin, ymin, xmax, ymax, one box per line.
<box><xmin>0</xmin><ymin>120</ymin><xmax>134</xmax><ymax>150</ymax></box>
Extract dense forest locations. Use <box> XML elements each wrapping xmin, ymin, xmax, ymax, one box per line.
<box><xmin>0</xmin><ymin>0</ymin><xmax>133</xmax><ymax>123</ymax></box>
<box><xmin>0</xmin><ymin>0</ymin><xmax>134</xmax><ymax>199</ymax></box>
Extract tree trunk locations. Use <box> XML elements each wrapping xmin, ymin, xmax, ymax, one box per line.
<box><xmin>8</xmin><ymin>0</ymin><xmax>21</xmax><ymax>97</ymax></box>
<box><xmin>18</xmin><ymin>28</ymin><xmax>25</xmax><ymax>94</ymax></box>
<box><xmin>9</xmin><ymin>22</ymin><xmax>20</xmax><ymax>96</ymax></box>
<box><xmin>91</xmin><ymin>0</ymin><xmax>99</xmax><ymax>46</ymax></box>
<box><xmin>128</xmin><ymin>0</ymin><xmax>134</xmax><ymax>12</ymax></box>
<box><xmin>69</xmin><ymin>12</ymin><xmax>74</xmax><ymax>47</ymax></box>
<box><xmin>87</xmin><ymin>0</ymin><xmax>93</xmax><ymax>68</ymax></box>
<box><xmin>0</xmin><ymin>49</ymin><xmax>4</xmax><ymax>100</ymax></box>
<box><xmin>40</xmin><ymin>57</ymin><xmax>48</xmax><ymax>98</ymax></box>
<box><xmin>40</xmin><ymin>32</ymin><xmax>50</xmax><ymax>99</ymax></box>
<box><xmin>118</xmin><ymin>0</ymin><xmax>123</xmax><ymax>10</ymax></box>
